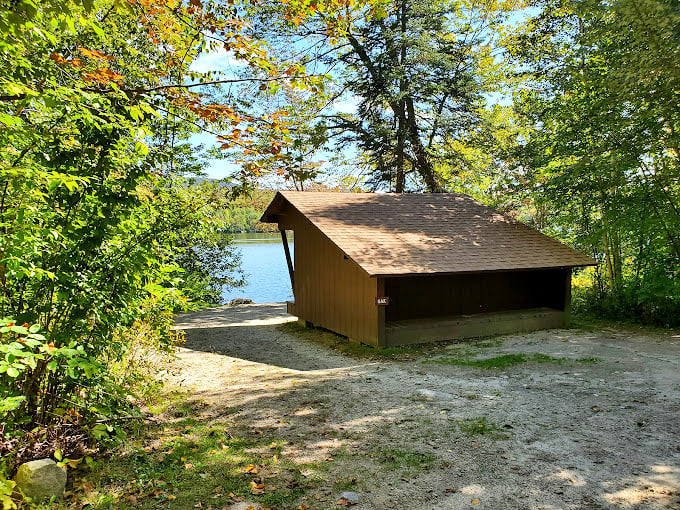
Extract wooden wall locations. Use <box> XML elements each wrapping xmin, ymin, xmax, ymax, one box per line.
<box><xmin>385</xmin><ymin>268</ymin><xmax>570</xmax><ymax>322</ymax></box>
<box><xmin>279</xmin><ymin>206</ymin><xmax>380</xmax><ymax>346</ymax></box>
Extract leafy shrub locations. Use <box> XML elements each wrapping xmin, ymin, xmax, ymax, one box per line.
<box><xmin>572</xmin><ymin>281</ymin><xmax>680</xmax><ymax>328</ymax></box>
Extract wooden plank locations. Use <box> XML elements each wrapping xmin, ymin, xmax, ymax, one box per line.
<box><xmin>377</xmin><ymin>277</ymin><xmax>386</xmax><ymax>347</ymax></box>
<box><xmin>280</xmin><ymin>229</ymin><xmax>295</xmax><ymax>292</ymax></box>
<box><xmin>385</xmin><ymin>308</ymin><xmax>567</xmax><ymax>346</ymax></box>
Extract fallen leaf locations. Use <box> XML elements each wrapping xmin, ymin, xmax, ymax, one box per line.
<box><xmin>471</xmin><ymin>499</ymin><xmax>480</xmax><ymax>504</ymax></box>
<box><xmin>243</xmin><ymin>464</ymin><xmax>259</xmax><ymax>474</ymax></box>
<box><xmin>250</xmin><ymin>481</ymin><xmax>265</xmax><ymax>495</ymax></box>
<box><xmin>184</xmin><ymin>463</ymin><xmax>194</xmax><ymax>470</ymax></box>
<box><xmin>336</xmin><ymin>497</ymin><xmax>357</xmax><ymax>507</ymax></box>
<box><xmin>208</xmin><ymin>449</ymin><xmax>218</xmax><ymax>455</ymax></box>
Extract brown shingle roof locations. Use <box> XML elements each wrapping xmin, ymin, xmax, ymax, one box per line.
<box><xmin>261</xmin><ymin>191</ymin><xmax>596</xmax><ymax>277</ymax></box>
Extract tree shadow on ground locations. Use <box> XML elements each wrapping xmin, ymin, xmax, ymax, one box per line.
<box><xmin>174</xmin><ymin>303</ymin><xmax>356</xmax><ymax>371</ymax></box>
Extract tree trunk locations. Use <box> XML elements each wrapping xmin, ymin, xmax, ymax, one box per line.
<box><xmin>405</xmin><ymin>96</ymin><xmax>441</xmax><ymax>192</ymax></box>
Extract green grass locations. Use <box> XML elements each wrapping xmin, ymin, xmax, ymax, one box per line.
<box><xmin>569</xmin><ymin>312</ymin><xmax>680</xmax><ymax>339</ymax></box>
<box><xmin>333</xmin><ymin>476</ymin><xmax>360</xmax><ymax>492</ymax></box>
<box><xmin>56</xmin><ymin>407</ymin><xmax>327</xmax><ymax>509</ymax></box>
<box><xmin>424</xmin><ymin>353</ymin><xmax>599</xmax><ymax>369</ymax></box>
<box><xmin>456</xmin><ymin>417</ymin><xmax>507</xmax><ymax>439</ymax></box>
<box><xmin>375</xmin><ymin>448</ymin><xmax>435</xmax><ymax>474</ymax></box>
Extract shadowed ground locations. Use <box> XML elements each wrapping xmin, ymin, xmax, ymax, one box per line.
<box><xmin>169</xmin><ymin>303</ymin><xmax>680</xmax><ymax>509</ymax></box>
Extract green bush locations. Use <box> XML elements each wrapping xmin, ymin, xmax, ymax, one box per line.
<box><xmin>572</xmin><ymin>282</ymin><xmax>680</xmax><ymax>328</ymax></box>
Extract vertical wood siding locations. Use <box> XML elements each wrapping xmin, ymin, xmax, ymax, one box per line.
<box><xmin>287</xmin><ymin>208</ymin><xmax>380</xmax><ymax>346</ymax></box>
<box><xmin>384</xmin><ymin>268</ymin><xmax>570</xmax><ymax>322</ymax></box>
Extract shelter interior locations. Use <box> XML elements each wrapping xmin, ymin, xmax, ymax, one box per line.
<box><xmin>381</xmin><ymin>269</ymin><xmax>570</xmax><ymax>346</ymax></box>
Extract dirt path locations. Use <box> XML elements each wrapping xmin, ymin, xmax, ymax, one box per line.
<box><xmin>172</xmin><ymin>303</ymin><xmax>680</xmax><ymax>509</ymax></box>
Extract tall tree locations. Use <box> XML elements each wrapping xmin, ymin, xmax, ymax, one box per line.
<box><xmin>0</xmin><ymin>0</ymin><xmax>352</xmax><ymax>436</ymax></box>
<box><xmin>254</xmin><ymin>0</ymin><xmax>519</xmax><ymax>192</ymax></box>
<box><xmin>511</xmin><ymin>0</ymin><xmax>680</xmax><ymax>322</ymax></box>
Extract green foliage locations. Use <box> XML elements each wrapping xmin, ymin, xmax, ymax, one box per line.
<box><xmin>0</xmin><ymin>477</ymin><xmax>17</xmax><ymax>510</ymax></box>
<box><xmin>219</xmin><ymin>189</ymin><xmax>278</xmax><ymax>233</ymax></box>
<box><xmin>507</xmin><ymin>0</ymin><xmax>680</xmax><ymax>325</ymax></box>
<box><xmin>0</xmin><ymin>0</ymin><xmax>244</xmax><ymax>454</ymax></box>
<box><xmin>164</xmin><ymin>180</ymin><xmax>244</xmax><ymax>307</ymax></box>
<box><xmin>0</xmin><ymin>318</ymin><xmax>106</xmax><ymax>428</ymax></box>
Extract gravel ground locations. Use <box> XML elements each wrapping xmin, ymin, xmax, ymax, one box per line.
<box><xmin>172</xmin><ymin>303</ymin><xmax>680</xmax><ymax>509</ymax></box>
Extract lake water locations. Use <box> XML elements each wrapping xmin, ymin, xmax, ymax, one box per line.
<box><xmin>221</xmin><ymin>233</ymin><xmax>294</xmax><ymax>304</ymax></box>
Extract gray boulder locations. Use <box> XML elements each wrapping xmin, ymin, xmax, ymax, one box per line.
<box><xmin>338</xmin><ymin>491</ymin><xmax>359</xmax><ymax>505</ymax></box>
<box><xmin>229</xmin><ymin>298</ymin><xmax>254</xmax><ymax>306</ymax></box>
<box><xmin>14</xmin><ymin>459</ymin><xmax>66</xmax><ymax>502</ymax></box>
<box><xmin>416</xmin><ymin>388</ymin><xmax>454</xmax><ymax>400</ymax></box>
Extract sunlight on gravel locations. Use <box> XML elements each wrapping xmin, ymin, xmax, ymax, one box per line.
<box><xmin>169</xmin><ymin>303</ymin><xmax>680</xmax><ymax>509</ymax></box>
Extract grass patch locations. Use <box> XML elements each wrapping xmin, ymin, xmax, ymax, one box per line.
<box><xmin>456</xmin><ymin>417</ymin><xmax>507</xmax><ymax>439</ymax></box>
<box><xmin>374</xmin><ymin>448</ymin><xmax>435</xmax><ymax>475</ymax></box>
<box><xmin>333</xmin><ymin>477</ymin><xmax>360</xmax><ymax>492</ymax></box>
<box><xmin>56</xmin><ymin>407</ymin><xmax>326</xmax><ymax>509</ymax></box>
<box><xmin>278</xmin><ymin>322</ymin><xmax>430</xmax><ymax>360</ymax></box>
<box><xmin>425</xmin><ymin>352</ymin><xmax>599</xmax><ymax>369</ymax></box>
<box><xmin>569</xmin><ymin>312</ymin><xmax>680</xmax><ymax>339</ymax></box>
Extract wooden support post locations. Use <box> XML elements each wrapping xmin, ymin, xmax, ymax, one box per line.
<box><xmin>377</xmin><ymin>277</ymin><xmax>386</xmax><ymax>347</ymax></box>
<box><xmin>280</xmin><ymin>229</ymin><xmax>294</xmax><ymax>292</ymax></box>
<box><xmin>564</xmin><ymin>268</ymin><xmax>572</xmax><ymax>315</ymax></box>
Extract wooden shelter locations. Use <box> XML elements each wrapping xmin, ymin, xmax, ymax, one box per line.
<box><xmin>261</xmin><ymin>191</ymin><xmax>596</xmax><ymax>347</ymax></box>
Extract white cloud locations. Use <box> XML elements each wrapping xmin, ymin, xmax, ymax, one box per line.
<box><xmin>190</xmin><ymin>48</ymin><xmax>248</xmax><ymax>74</ymax></box>
<box><xmin>332</xmin><ymin>100</ymin><xmax>358</xmax><ymax>114</ymax></box>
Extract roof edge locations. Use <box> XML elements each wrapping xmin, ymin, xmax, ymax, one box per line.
<box><xmin>260</xmin><ymin>191</ymin><xmax>286</xmax><ymax>223</ymax></box>
<box><xmin>260</xmin><ymin>191</ymin><xmax>373</xmax><ymax>277</ymax></box>
<box><xmin>368</xmin><ymin>262</ymin><xmax>597</xmax><ymax>278</ymax></box>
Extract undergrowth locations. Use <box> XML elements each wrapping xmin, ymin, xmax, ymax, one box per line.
<box><xmin>50</xmin><ymin>399</ymin><xmax>327</xmax><ymax>509</ymax></box>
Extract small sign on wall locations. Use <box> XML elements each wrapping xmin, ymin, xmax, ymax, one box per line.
<box><xmin>376</xmin><ymin>296</ymin><xmax>390</xmax><ymax>306</ymax></box>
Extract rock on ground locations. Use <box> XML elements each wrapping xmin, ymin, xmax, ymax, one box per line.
<box><xmin>14</xmin><ymin>459</ymin><xmax>66</xmax><ymax>502</ymax></box>
<box><xmin>229</xmin><ymin>298</ymin><xmax>254</xmax><ymax>306</ymax></box>
<box><xmin>338</xmin><ymin>491</ymin><xmax>360</xmax><ymax>505</ymax></box>
<box><xmin>416</xmin><ymin>388</ymin><xmax>454</xmax><ymax>400</ymax></box>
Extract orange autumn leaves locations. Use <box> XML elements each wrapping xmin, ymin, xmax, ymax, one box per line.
<box><xmin>44</xmin><ymin>0</ymin><xmax>355</xmax><ymax>185</ymax></box>
<box><xmin>50</xmin><ymin>47</ymin><xmax>122</xmax><ymax>85</ymax></box>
